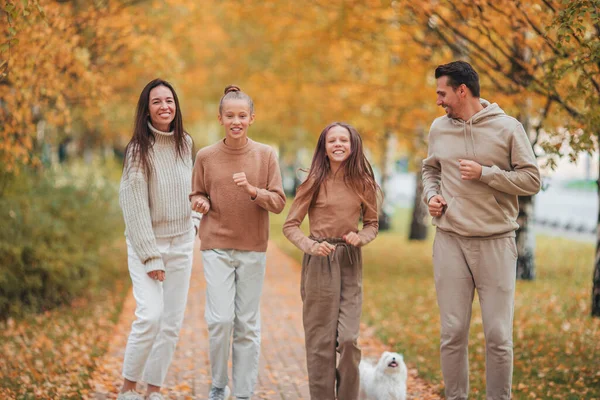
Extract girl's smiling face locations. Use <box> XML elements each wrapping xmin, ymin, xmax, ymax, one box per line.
<box><xmin>218</xmin><ymin>98</ymin><xmax>255</xmax><ymax>142</ymax></box>
<box><xmin>325</xmin><ymin>125</ymin><xmax>352</xmax><ymax>170</ymax></box>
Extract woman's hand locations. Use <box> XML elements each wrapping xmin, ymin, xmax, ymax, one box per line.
<box><xmin>343</xmin><ymin>232</ymin><xmax>362</xmax><ymax>247</ymax></box>
<box><xmin>314</xmin><ymin>242</ymin><xmax>336</xmax><ymax>257</ymax></box>
<box><xmin>193</xmin><ymin>198</ymin><xmax>210</xmax><ymax>214</ymax></box>
<box><xmin>148</xmin><ymin>270</ymin><xmax>165</xmax><ymax>281</ymax></box>
<box><xmin>233</xmin><ymin>172</ymin><xmax>258</xmax><ymax>198</ymax></box>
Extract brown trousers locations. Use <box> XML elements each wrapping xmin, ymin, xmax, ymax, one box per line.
<box><xmin>433</xmin><ymin>229</ymin><xmax>517</xmax><ymax>400</ymax></box>
<box><xmin>301</xmin><ymin>238</ymin><xmax>362</xmax><ymax>400</ymax></box>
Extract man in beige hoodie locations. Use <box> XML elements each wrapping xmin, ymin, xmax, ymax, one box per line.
<box><xmin>422</xmin><ymin>61</ymin><xmax>541</xmax><ymax>400</ymax></box>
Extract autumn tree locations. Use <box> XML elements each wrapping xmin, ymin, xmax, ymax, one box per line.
<box><xmin>199</xmin><ymin>1</ymin><xmax>441</xmax><ymax>230</ymax></box>
<box><xmin>401</xmin><ymin>0</ymin><xmax>598</xmax><ymax>282</ymax></box>
<box><xmin>0</xmin><ymin>0</ymin><xmax>184</xmax><ymax>187</ymax></box>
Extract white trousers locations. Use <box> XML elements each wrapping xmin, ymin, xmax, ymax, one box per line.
<box><xmin>122</xmin><ymin>229</ymin><xmax>194</xmax><ymax>386</ymax></box>
<box><xmin>202</xmin><ymin>249</ymin><xmax>267</xmax><ymax>398</ymax></box>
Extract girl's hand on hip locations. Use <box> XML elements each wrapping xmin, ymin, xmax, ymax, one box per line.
<box><xmin>315</xmin><ymin>242</ymin><xmax>336</xmax><ymax>257</ymax></box>
<box><xmin>193</xmin><ymin>198</ymin><xmax>210</xmax><ymax>214</ymax></box>
<box><xmin>148</xmin><ymin>270</ymin><xmax>165</xmax><ymax>281</ymax></box>
<box><xmin>343</xmin><ymin>232</ymin><xmax>362</xmax><ymax>247</ymax></box>
<box><xmin>233</xmin><ymin>172</ymin><xmax>258</xmax><ymax>198</ymax></box>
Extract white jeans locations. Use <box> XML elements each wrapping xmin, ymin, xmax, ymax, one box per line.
<box><xmin>122</xmin><ymin>229</ymin><xmax>194</xmax><ymax>386</ymax></box>
<box><xmin>202</xmin><ymin>249</ymin><xmax>267</xmax><ymax>398</ymax></box>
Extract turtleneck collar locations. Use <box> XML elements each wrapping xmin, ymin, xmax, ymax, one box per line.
<box><xmin>148</xmin><ymin>121</ymin><xmax>174</xmax><ymax>136</ymax></box>
<box><xmin>217</xmin><ymin>137</ymin><xmax>254</xmax><ymax>155</ymax></box>
<box><xmin>148</xmin><ymin>121</ymin><xmax>175</xmax><ymax>146</ymax></box>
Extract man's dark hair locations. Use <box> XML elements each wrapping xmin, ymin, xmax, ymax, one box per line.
<box><xmin>435</xmin><ymin>61</ymin><xmax>480</xmax><ymax>97</ymax></box>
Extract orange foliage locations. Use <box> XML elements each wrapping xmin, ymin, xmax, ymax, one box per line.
<box><xmin>0</xmin><ymin>0</ymin><xmax>180</xmax><ymax>172</ymax></box>
<box><xmin>403</xmin><ymin>0</ymin><xmax>600</xmax><ymax>165</ymax></box>
<box><xmin>4</xmin><ymin>0</ymin><xmax>594</xmax><ymax>172</ymax></box>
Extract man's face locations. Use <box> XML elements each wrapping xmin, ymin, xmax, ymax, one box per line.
<box><xmin>436</xmin><ymin>76</ymin><xmax>462</xmax><ymax>119</ymax></box>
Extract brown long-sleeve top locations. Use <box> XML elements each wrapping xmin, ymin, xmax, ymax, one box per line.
<box><xmin>190</xmin><ymin>138</ymin><xmax>286</xmax><ymax>251</ymax></box>
<box><xmin>283</xmin><ymin>173</ymin><xmax>379</xmax><ymax>255</ymax></box>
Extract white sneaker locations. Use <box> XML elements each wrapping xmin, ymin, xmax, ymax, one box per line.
<box><xmin>117</xmin><ymin>390</ymin><xmax>144</xmax><ymax>400</ymax></box>
<box><xmin>208</xmin><ymin>385</ymin><xmax>231</xmax><ymax>400</ymax></box>
<box><xmin>147</xmin><ymin>393</ymin><xmax>164</xmax><ymax>400</ymax></box>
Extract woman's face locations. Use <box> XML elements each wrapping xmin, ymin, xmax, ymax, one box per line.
<box><xmin>148</xmin><ymin>85</ymin><xmax>176</xmax><ymax>131</ymax></box>
<box><xmin>218</xmin><ymin>98</ymin><xmax>255</xmax><ymax>142</ymax></box>
<box><xmin>325</xmin><ymin>125</ymin><xmax>352</xmax><ymax>169</ymax></box>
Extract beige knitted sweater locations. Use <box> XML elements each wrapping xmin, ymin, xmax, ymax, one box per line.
<box><xmin>119</xmin><ymin>122</ymin><xmax>200</xmax><ymax>272</ymax></box>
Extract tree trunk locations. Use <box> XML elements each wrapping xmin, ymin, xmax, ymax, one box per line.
<box><xmin>515</xmin><ymin>92</ymin><xmax>536</xmax><ymax>280</ymax></box>
<box><xmin>409</xmin><ymin>168</ymin><xmax>428</xmax><ymax>240</ymax></box>
<box><xmin>591</xmin><ymin>157</ymin><xmax>600</xmax><ymax>317</ymax></box>
<box><xmin>378</xmin><ymin>131</ymin><xmax>392</xmax><ymax>231</ymax></box>
<box><xmin>516</xmin><ymin>195</ymin><xmax>536</xmax><ymax>280</ymax></box>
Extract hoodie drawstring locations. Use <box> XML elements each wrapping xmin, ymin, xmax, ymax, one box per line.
<box><xmin>463</xmin><ymin>122</ymin><xmax>469</xmax><ymax>157</ymax></box>
<box><xmin>463</xmin><ymin>120</ymin><xmax>477</xmax><ymax>159</ymax></box>
<box><xmin>469</xmin><ymin>119</ymin><xmax>477</xmax><ymax>158</ymax></box>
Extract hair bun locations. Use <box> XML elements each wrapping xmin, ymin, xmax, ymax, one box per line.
<box><xmin>224</xmin><ymin>85</ymin><xmax>241</xmax><ymax>95</ymax></box>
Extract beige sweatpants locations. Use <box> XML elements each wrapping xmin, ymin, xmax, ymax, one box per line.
<box><xmin>301</xmin><ymin>238</ymin><xmax>362</xmax><ymax>400</ymax></box>
<box><xmin>433</xmin><ymin>229</ymin><xmax>517</xmax><ymax>400</ymax></box>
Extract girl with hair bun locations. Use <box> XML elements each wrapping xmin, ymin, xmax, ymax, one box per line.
<box><xmin>190</xmin><ymin>85</ymin><xmax>286</xmax><ymax>400</ymax></box>
<box><xmin>283</xmin><ymin>122</ymin><xmax>381</xmax><ymax>400</ymax></box>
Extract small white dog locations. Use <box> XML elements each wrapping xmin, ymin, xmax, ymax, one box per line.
<box><xmin>359</xmin><ymin>351</ymin><xmax>407</xmax><ymax>400</ymax></box>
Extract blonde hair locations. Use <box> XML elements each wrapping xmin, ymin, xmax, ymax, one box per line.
<box><xmin>218</xmin><ymin>85</ymin><xmax>254</xmax><ymax>114</ymax></box>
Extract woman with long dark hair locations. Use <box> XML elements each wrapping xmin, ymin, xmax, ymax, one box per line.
<box><xmin>118</xmin><ymin>79</ymin><xmax>200</xmax><ymax>400</ymax></box>
<box><xmin>283</xmin><ymin>122</ymin><xmax>381</xmax><ymax>400</ymax></box>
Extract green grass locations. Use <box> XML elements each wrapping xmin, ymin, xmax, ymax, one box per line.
<box><xmin>563</xmin><ymin>179</ymin><xmax>596</xmax><ymax>192</ymax></box>
<box><xmin>270</xmin><ymin>204</ymin><xmax>600</xmax><ymax>399</ymax></box>
<box><xmin>0</xmin><ymin>161</ymin><xmax>130</xmax><ymax>399</ymax></box>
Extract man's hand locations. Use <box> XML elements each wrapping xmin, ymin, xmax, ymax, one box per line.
<box><xmin>343</xmin><ymin>232</ymin><xmax>362</xmax><ymax>247</ymax></box>
<box><xmin>148</xmin><ymin>270</ymin><xmax>165</xmax><ymax>281</ymax></box>
<box><xmin>314</xmin><ymin>242</ymin><xmax>336</xmax><ymax>257</ymax></box>
<box><xmin>192</xmin><ymin>198</ymin><xmax>210</xmax><ymax>214</ymax></box>
<box><xmin>428</xmin><ymin>195</ymin><xmax>447</xmax><ymax>217</ymax></box>
<box><xmin>459</xmin><ymin>159</ymin><xmax>483</xmax><ymax>180</ymax></box>
<box><xmin>233</xmin><ymin>172</ymin><xmax>258</xmax><ymax>198</ymax></box>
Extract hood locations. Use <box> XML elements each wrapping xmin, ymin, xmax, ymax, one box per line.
<box><xmin>449</xmin><ymin>99</ymin><xmax>507</xmax><ymax>159</ymax></box>
<box><xmin>450</xmin><ymin>98</ymin><xmax>506</xmax><ymax>125</ymax></box>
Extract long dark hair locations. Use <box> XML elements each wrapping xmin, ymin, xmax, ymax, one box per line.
<box><xmin>123</xmin><ymin>78</ymin><xmax>191</xmax><ymax>177</ymax></box>
<box><xmin>297</xmin><ymin>122</ymin><xmax>382</xmax><ymax>213</ymax></box>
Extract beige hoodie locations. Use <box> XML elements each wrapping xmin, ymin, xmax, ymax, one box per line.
<box><xmin>422</xmin><ymin>99</ymin><xmax>541</xmax><ymax>238</ymax></box>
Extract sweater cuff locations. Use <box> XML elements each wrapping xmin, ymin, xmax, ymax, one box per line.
<box><xmin>424</xmin><ymin>190</ymin><xmax>439</xmax><ymax>204</ymax></box>
<box><xmin>307</xmin><ymin>240</ymin><xmax>320</xmax><ymax>256</ymax></box>
<box><xmin>479</xmin><ymin>165</ymin><xmax>495</xmax><ymax>184</ymax></box>
<box><xmin>250</xmin><ymin>188</ymin><xmax>264</xmax><ymax>202</ymax></box>
<box><xmin>144</xmin><ymin>257</ymin><xmax>165</xmax><ymax>273</ymax></box>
